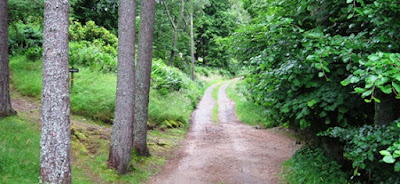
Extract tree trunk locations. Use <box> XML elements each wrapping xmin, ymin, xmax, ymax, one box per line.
<box><xmin>40</xmin><ymin>0</ymin><xmax>71</xmax><ymax>183</ymax></box>
<box><xmin>108</xmin><ymin>0</ymin><xmax>136</xmax><ymax>174</ymax></box>
<box><xmin>190</xmin><ymin>13</ymin><xmax>195</xmax><ymax>81</ymax></box>
<box><xmin>374</xmin><ymin>91</ymin><xmax>400</xmax><ymax>126</ymax></box>
<box><xmin>0</xmin><ymin>0</ymin><xmax>16</xmax><ymax>118</ymax></box>
<box><xmin>167</xmin><ymin>0</ymin><xmax>185</xmax><ymax>66</ymax></box>
<box><xmin>134</xmin><ymin>0</ymin><xmax>155</xmax><ymax>157</ymax></box>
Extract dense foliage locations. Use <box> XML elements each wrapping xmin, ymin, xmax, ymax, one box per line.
<box><xmin>229</xmin><ymin>0</ymin><xmax>400</xmax><ymax>181</ymax></box>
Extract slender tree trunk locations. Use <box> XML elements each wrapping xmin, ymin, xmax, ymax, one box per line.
<box><xmin>40</xmin><ymin>0</ymin><xmax>71</xmax><ymax>183</ymax></box>
<box><xmin>190</xmin><ymin>13</ymin><xmax>195</xmax><ymax>81</ymax></box>
<box><xmin>134</xmin><ymin>0</ymin><xmax>156</xmax><ymax>157</ymax></box>
<box><xmin>374</xmin><ymin>91</ymin><xmax>400</xmax><ymax>126</ymax></box>
<box><xmin>0</xmin><ymin>0</ymin><xmax>16</xmax><ymax>118</ymax></box>
<box><xmin>108</xmin><ymin>0</ymin><xmax>136</xmax><ymax>174</ymax></box>
<box><xmin>167</xmin><ymin>0</ymin><xmax>185</xmax><ymax>66</ymax></box>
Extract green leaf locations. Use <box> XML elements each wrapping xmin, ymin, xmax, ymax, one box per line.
<box><xmin>318</xmin><ymin>72</ymin><xmax>324</xmax><ymax>78</ymax></box>
<box><xmin>383</xmin><ymin>155</ymin><xmax>396</xmax><ymax>164</ymax></box>
<box><xmin>373</xmin><ymin>97</ymin><xmax>381</xmax><ymax>103</ymax></box>
<box><xmin>393</xmin><ymin>82</ymin><xmax>400</xmax><ymax>93</ymax></box>
<box><xmin>361</xmin><ymin>90</ymin><xmax>372</xmax><ymax>98</ymax></box>
<box><xmin>368</xmin><ymin>54</ymin><xmax>380</xmax><ymax>61</ymax></box>
<box><xmin>380</xmin><ymin>150</ymin><xmax>391</xmax><ymax>156</ymax></box>
<box><xmin>341</xmin><ymin>79</ymin><xmax>351</xmax><ymax>86</ymax></box>
<box><xmin>379</xmin><ymin>85</ymin><xmax>392</xmax><ymax>94</ymax></box>
<box><xmin>354</xmin><ymin>87</ymin><xmax>365</xmax><ymax>93</ymax></box>
<box><xmin>394</xmin><ymin>150</ymin><xmax>400</xmax><ymax>158</ymax></box>
<box><xmin>307</xmin><ymin>99</ymin><xmax>317</xmax><ymax>107</ymax></box>
<box><xmin>347</xmin><ymin>14</ymin><xmax>354</xmax><ymax>19</ymax></box>
<box><xmin>346</xmin><ymin>0</ymin><xmax>353</xmax><ymax>3</ymax></box>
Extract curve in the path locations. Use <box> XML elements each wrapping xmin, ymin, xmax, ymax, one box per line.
<box><xmin>148</xmin><ymin>82</ymin><xmax>299</xmax><ymax>184</ymax></box>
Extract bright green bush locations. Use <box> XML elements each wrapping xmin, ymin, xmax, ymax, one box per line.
<box><xmin>69</xmin><ymin>20</ymin><xmax>118</xmax><ymax>47</ymax></box>
<box><xmin>282</xmin><ymin>147</ymin><xmax>347</xmax><ymax>184</ymax></box>
<box><xmin>69</xmin><ymin>41</ymin><xmax>117</xmax><ymax>73</ymax></box>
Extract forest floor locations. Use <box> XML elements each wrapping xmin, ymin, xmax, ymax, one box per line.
<box><xmin>148</xmin><ymin>83</ymin><xmax>300</xmax><ymax>184</ymax></box>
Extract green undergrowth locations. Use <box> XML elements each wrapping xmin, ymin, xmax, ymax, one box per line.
<box><xmin>226</xmin><ymin>80</ymin><xmax>272</xmax><ymax>128</ymax></box>
<box><xmin>9</xmin><ymin>55</ymin><xmax>202</xmax><ymax>125</ymax></box>
<box><xmin>281</xmin><ymin>147</ymin><xmax>348</xmax><ymax>184</ymax></box>
<box><xmin>0</xmin><ymin>113</ymin><xmax>186</xmax><ymax>183</ymax></box>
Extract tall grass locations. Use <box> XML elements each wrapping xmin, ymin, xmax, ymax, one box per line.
<box><xmin>0</xmin><ymin>117</ymin><xmax>40</xmax><ymax>183</ymax></box>
<box><xmin>226</xmin><ymin>80</ymin><xmax>273</xmax><ymax>127</ymax></box>
<box><xmin>9</xmin><ymin>55</ymin><xmax>203</xmax><ymax>124</ymax></box>
<box><xmin>281</xmin><ymin>147</ymin><xmax>348</xmax><ymax>184</ymax></box>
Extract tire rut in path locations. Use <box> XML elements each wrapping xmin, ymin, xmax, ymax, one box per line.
<box><xmin>148</xmin><ymin>83</ymin><xmax>299</xmax><ymax>184</ymax></box>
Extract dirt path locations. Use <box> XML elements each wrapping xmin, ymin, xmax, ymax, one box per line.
<box><xmin>148</xmin><ymin>83</ymin><xmax>299</xmax><ymax>184</ymax></box>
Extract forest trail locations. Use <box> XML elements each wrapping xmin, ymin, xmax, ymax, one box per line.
<box><xmin>148</xmin><ymin>83</ymin><xmax>299</xmax><ymax>184</ymax></box>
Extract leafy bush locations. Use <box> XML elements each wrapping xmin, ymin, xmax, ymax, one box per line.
<box><xmin>320</xmin><ymin>122</ymin><xmax>400</xmax><ymax>182</ymax></box>
<box><xmin>24</xmin><ymin>46</ymin><xmax>42</xmax><ymax>61</ymax></box>
<box><xmin>282</xmin><ymin>147</ymin><xmax>347</xmax><ymax>184</ymax></box>
<box><xmin>341</xmin><ymin>52</ymin><xmax>400</xmax><ymax>103</ymax></box>
<box><xmin>8</xmin><ymin>23</ymin><xmax>42</xmax><ymax>54</ymax></box>
<box><xmin>69</xmin><ymin>20</ymin><xmax>118</xmax><ymax>47</ymax></box>
<box><xmin>69</xmin><ymin>41</ymin><xmax>117</xmax><ymax>72</ymax></box>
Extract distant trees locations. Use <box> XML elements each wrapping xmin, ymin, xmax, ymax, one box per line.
<box><xmin>134</xmin><ymin>0</ymin><xmax>156</xmax><ymax>156</ymax></box>
<box><xmin>0</xmin><ymin>0</ymin><xmax>17</xmax><ymax>118</ymax></box>
<box><xmin>108</xmin><ymin>0</ymin><xmax>136</xmax><ymax>174</ymax></box>
<box><xmin>39</xmin><ymin>0</ymin><xmax>71</xmax><ymax>183</ymax></box>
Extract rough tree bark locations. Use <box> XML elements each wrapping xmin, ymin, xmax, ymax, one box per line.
<box><xmin>163</xmin><ymin>0</ymin><xmax>185</xmax><ymax>66</ymax></box>
<box><xmin>190</xmin><ymin>13</ymin><xmax>195</xmax><ymax>81</ymax></box>
<box><xmin>134</xmin><ymin>0</ymin><xmax>156</xmax><ymax>157</ymax></box>
<box><xmin>40</xmin><ymin>0</ymin><xmax>71</xmax><ymax>183</ymax></box>
<box><xmin>108</xmin><ymin>0</ymin><xmax>136</xmax><ymax>174</ymax></box>
<box><xmin>0</xmin><ymin>0</ymin><xmax>16</xmax><ymax>118</ymax></box>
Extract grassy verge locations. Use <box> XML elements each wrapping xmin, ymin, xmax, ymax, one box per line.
<box><xmin>226</xmin><ymin>80</ymin><xmax>273</xmax><ymax>128</ymax></box>
<box><xmin>9</xmin><ymin>55</ymin><xmax>201</xmax><ymax>125</ymax></box>
<box><xmin>211</xmin><ymin>83</ymin><xmax>223</xmax><ymax>124</ymax></box>
<box><xmin>0</xmin><ymin>114</ymin><xmax>186</xmax><ymax>183</ymax></box>
<box><xmin>280</xmin><ymin>147</ymin><xmax>347</xmax><ymax>184</ymax></box>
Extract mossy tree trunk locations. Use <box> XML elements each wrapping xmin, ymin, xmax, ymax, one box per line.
<box><xmin>0</xmin><ymin>0</ymin><xmax>16</xmax><ymax>118</ymax></box>
<box><xmin>108</xmin><ymin>0</ymin><xmax>136</xmax><ymax>174</ymax></box>
<box><xmin>40</xmin><ymin>0</ymin><xmax>71</xmax><ymax>183</ymax></box>
<box><xmin>134</xmin><ymin>0</ymin><xmax>156</xmax><ymax>157</ymax></box>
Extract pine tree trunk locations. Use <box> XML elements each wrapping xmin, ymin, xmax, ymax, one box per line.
<box><xmin>40</xmin><ymin>0</ymin><xmax>71</xmax><ymax>183</ymax></box>
<box><xmin>134</xmin><ymin>0</ymin><xmax>156</xmax><ymax>157</ymax></box>
<box><xmin>108</xmin><ymin>0</ymin><xmax>136</xmax><ymax>174</ymax></box>
<box><xmin>190</xmin><ymin>13</ymin><xmax>195</xmax><ymax>81</ymax></box>
<box><xmin>0</xmin><ymin>0</ymin><xmax>16</xmax><ymax>118</ymax></box>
